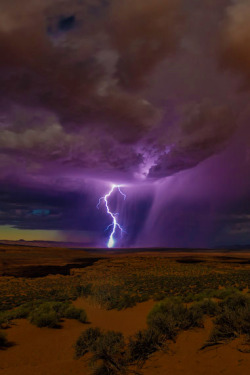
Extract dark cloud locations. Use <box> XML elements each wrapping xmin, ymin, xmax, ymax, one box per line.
<box><xmin>148</xmin><ymin>100</ymin><xmax>237</xmax><ymax>177</ymax></box>
<box><xmin>0</xmin><ymin>1</ymin><xmax>250</xmax><ymax>246</ymax></box>
<box><xmin>220</xmin><ymin>0</ymin><xmax>250</xmax><ymax>85</ymax></box>
<box><xmin>0</xmin><ymin>0</ymin><xmax>163</xmax><ymax>145</ymax></box>
<box><xmin>0</xmin><ymin>180</ymin><xmax>95</xmax><ymax>231</ymax></box>
<box><xmin>0</xmin><ymin>0</ymin><xmax>243</xmax><ymax>181</ymax></box>
<box><xmin>108</xmin><ymin>0</ymin><xmax>183</xmax><ymax>88</ymax></box>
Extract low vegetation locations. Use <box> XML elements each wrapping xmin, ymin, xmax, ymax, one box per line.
<box><xmin>75</xmin><ymin>328</ymin><xmax>126</xmax><ymax>374</ymax></box>
<box><xmin>74</xmin><ymin>296</ymin><xmax>218</xmax><ymax>374</ymax></box>
<box><xmin>75</xmin><ymin>290</ymin><xmax>250</xmax><ymax>374</ymax></box>
<box><xmin>1</xmin><ymin>254</ymin><xmax>250</xmax><ymax>364</ymax></box>
<box><xmin>0</xmin><ymin>301</ymin><xmax>87</xmax><ymax>328</ymax></box>
<box><xmin>127</xmin><ymin>328</ymin><xmax>163</xmax><ymax>367</ymax></box>
<box><xmin>147</xmin><ymin>298</ymin><xmax>204</xmax><ymax>336</ymax></box>
<box><xmin>1</xmin><ymin>256</ymin><xmax>250</xmax><ymax>313</ymax></box>
<box><xmin>207</xmin><ymin>292</ymin><xmax>250</xmax><ymax>345</ymax></box>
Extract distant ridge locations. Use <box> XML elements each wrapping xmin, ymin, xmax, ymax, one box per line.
<box><xmin>0</xmin><ymin>239</ymin><xmax>249</xmax><ymax>252</ymax></box>
<box><xmin>0</xmin><ymin>239</ymin><xmax>91</xmax><ymax>249</ymax></box>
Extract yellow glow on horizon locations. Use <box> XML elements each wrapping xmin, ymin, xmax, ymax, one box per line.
<box><xmin>0</xmin><ymin>225</ymin><xmax>61</xmax><ymax>241</ymax></box>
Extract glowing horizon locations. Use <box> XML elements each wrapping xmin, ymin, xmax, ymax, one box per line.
<box><xmin>0</xmin><ymin>225</ymin><xmax>61</xmax><ymax>242</ymax></box>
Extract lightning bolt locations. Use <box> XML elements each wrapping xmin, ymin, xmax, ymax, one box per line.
<box><xmin>97</xmin><ymin>184</ymin><xmax>126</xmax><ymax>248</ymax></box>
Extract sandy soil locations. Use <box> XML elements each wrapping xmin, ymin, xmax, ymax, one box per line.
<box><xmin>1</xmin><ymin>298</ymin><xmax>249</xmax><ymax>375</ymax></box>
<box><xmin>73</xmin><ymin>298</ymin><xmax>155</xmax><ymax>336</ymax></box>
<box><xmin>143</xmin><ymin>319</ymin><xmax>250</xmax><ymax>375</ymax></box>
<box><xmin>0</xmin><ymin>298</ymin><xmax>154</xmax><ymax>375</ymax></box>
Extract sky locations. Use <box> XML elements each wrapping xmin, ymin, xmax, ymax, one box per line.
<box><xmin>0</xmin><ymin>0</ymin><xmax>250</xmax><ymax>248</ymax></box>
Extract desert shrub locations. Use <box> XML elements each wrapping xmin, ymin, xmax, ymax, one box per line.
<box><xmin>92</xmin><ymin>331</ymin><xmax>126</xmax><ymax>374</ymax></box>
<box><xmin>76</xmin><ymin>284</ymin><xmax>93</xmax><ymax>297</ymax></box>
<box><xmin>116</xmin><ymin>294</ymin><xmax>137</xmax><ymax>310</ymax></box>
<box><xmin>91</xmin><ymin>285</ymin><xmax>140</xmax><ymax>310</ymax></box>
<box><xmin>213</xmin><ymin>288</ymin><xmax>239</xmax><ymax>300</ymax></box>
<box><xmin>77</xmin><ymin>309</ymin><xmax>88</xmax><ymax>323</ymax></box>
<box><xmin>147</xmin><ymin>299</ymin><xmax>185</xmax><ymax>322</ymax></box>
<box><xmin>147</xmin><ymin>310</ymin><xmax>178</xmax><ymax>340</ymax></box>
<box><xmin>29</xmin><ymin>309</ymin><xmax>59</xmax><ymax>328</ymax></box>
<box><xmin>0</xmin><ymin>301</ymin><xmax>88</xmax><ymax>328</ymax></box>
<box><xmin>48</xmin><ymin>301</ymin><xmax>69</xmax><ymax>314</ymax></box>
<box><xmin>92</xmin><ymin>330</ymin><xmax>125</xmax><ymax>360</ymax></box>
<box><xmin>185</xmin><ymin>305</ymin><xmax>204</xmax><ymax>328</ymax></box>
<box><xmin>29</xmin><ymin>302</ymin><xmax>61</xmax><ymax>328</ymax></box>
<box><xmin>75</xmin><ymin>329</ymin><xmax>126</xmax><ymax>374</ymax></box>
<box><xmin>207</xmin><ymin>292</ymin><xmax>250</xmax><ymax>344</ymax></box>
<box><xmin>183</xmin><ymin>288</ymin><xmax>242</xmax><ymax>304</ymax></box>
<box><xmin>193</xmin><ymin>299</ymin><xmax>220</xmax><ymax>317</ymax></box>
<box><xmin>38</xmin><ymin>301</ymin><xmax>88</xmax><ymax>322</ymax></box>
<box><xmin>0</xmin><ymin>331</ymin><xmax>8</xmax><ymax>348</ymax></box>
<box><xmin>75</xmin><ymin>327</ymin><xmax>102</xmax><ymax>358</ymax></box>
<box><xmin>184</xmin><ymin>291</ymin><xmax>212</xmax><ymax>303</ymax></box>
<box><xmin>63</xmin><ymin>305</ymin><xmax>87</xmax><ymax>323</ymax></box>
<box><xmin>147</xmin><ymin>298</ymin><xmax>204</xmax><ymax>340</ymax></box>
<box><xmin>6</xmin><ymin>304</ymin><xmax>30</xmax><ymax>319</ymax></box>
<box><xmin>0</xmin><ymin>302</ymin><xmax>35</xmax><ymax>328</ymax></box>
<box><xmin>219</xmin><ymin>292</ymin><xmax>250</xmax><ymax>311</ymax></box>
<box><xmin>208</xmin><ymin>307</ymin><xmax>243</xmax><ymax>342</ymax></box>
<box><xmin>127</xmin><ymin>328</ymin><xmax>162</xmax><ymax>366</ymax></box>
<box><xmin>92</xmin><ymin>284</ymin><xmax>123</xmax><ymax>310</ymax></box>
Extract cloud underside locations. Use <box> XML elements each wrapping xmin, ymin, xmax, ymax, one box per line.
<box><xmin>0</xmin><ymin>0</ymin><xmax>248</xmax><ymax>180</ymax></box>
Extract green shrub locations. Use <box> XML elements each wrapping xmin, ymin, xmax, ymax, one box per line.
<box><xmin>207</xmin><ymin>292</ymin><xmax>250</xmax><ymax>344</ymax></box>
<box><xmin>116</xmin><ymin>294</ymin><xmax>137</xmax><ymax>310</ymax></box>
<box><xmin>147</xmin><ymin>311</ymin><xmax>178</xmax><ymax>340</ymax></box>
<box><xmin>193</xmin><ymin>299</ymin><xmax>220</xmax><ymax>317</ymax></box>
<box><xmin>183</xmin><ymin>288</ymin><xmax>242</xmax><ymax>304</ymax></box>
<box><xmin>147</xmin><ymin>299</ymin><xmax>186</xmax><ymax>323</ymax></box>
<box><xmin>75</xmin><ymin>329</ymin><xmax>126</xmax><ymax>374</ymax></box>
<box><xmin>127</xmin><ymin>328</ymin><xmax>162</xmax><ymax>365</ymax></box>
<box><xmin>78</xmin><ymin>310</ymin><xmax>88</xmax><ymax>323</ymax></box>
<box><xmin>92</xmin><ymin>331</ymin><xmax>126</xmax><ymax>374</ymax></box>
<box><xmin>0</xmin><ymin>303</ymin><xmax>34</xmax><ymax>328</ymax></box>
<box><xmin>75</xmin><ymin>328</ymin><xmax>102</xmax><ymax>358</ymax></box>
<box><xmin>0</xmin><ymin>301</ymin><xmax>88</xmax><ymax>328</ymax></box>
<box><xmin>6</xmin><ymin>305</ymin><xmax>30</xmax><ymax>319</ymax></box>
<box><xmin>63</xmin><ymin>305</ymin><xmax>87</xmax><ymax>323</ymax></box>
<box><xmin>29</xmin><ymin>309</ymin><xmax>59</xmax><ymax>328</ymax></box>
<box><xmin>185</xmin><ymin>305</ymin><xmax>204</xmax><ymax>328</ymax></box>
<box><xmin>91</xmin><ymin>285</ymin><xmax>139</xmax><ymax>310</ymax></box>
<box><xmin>219</xmin><ymin>292</ymin><xmax>250</xmax><ymax>311</ymax></box>
<box><xmin>29</xmin><ymin>302</ymin><xmax>60</xmax><ymax>328</ymax></box>
<box><xmin>213</xmin><ymin>288</ymin><xmax>239</xmax><ymax>300</ymax></box>
<box><xmin>76</xmin><ymin>284</ymin><xmax>93</xmax><ymax>297</ymax></box>
<box><xmin>93</xmin><ymin>330</ymin><xmax>125</xmax><ymax>357</ymax></box>
<box><xmin>92</xmin><ymin>285</ymin><xmax>123</xmax><ymax>310</ymax></box>
<box><xmin>147</xmin><ymin>298</ymin><xmax>204</xmax><ymax>340</ymax></box>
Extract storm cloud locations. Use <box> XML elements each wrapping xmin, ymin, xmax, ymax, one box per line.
<box><xmin>0</xmin><ymin>0</ymin><xmax>246</xmax><ymax>179</ymax></box>
<box><xmin>0</xmin><ymin>0</ymin><xmax>250</xmax><ymax>246</ymax></box>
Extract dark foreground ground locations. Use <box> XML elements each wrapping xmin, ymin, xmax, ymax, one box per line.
<box><xmin>0</xmin><ymin>244</ymin><xmax>250</xmax><ymax>374</ymax></box>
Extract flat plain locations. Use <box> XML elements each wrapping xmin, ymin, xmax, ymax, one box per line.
<box><xmin>0</xmin><ymin>243</ymin><xmax>250</xmax><ymax>375</ymax></box>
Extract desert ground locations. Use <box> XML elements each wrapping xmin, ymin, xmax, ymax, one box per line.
<box><xmin>0</xmin><ymin>243</ymin><xmax>250</xmax><ymax>375</ymax></box>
